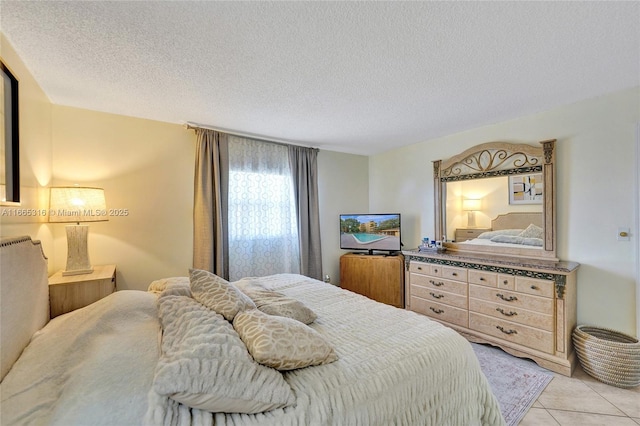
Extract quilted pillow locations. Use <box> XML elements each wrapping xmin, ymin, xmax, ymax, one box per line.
<box><xmin>148</xmin><ymin>276</ymin><xmax>190</xmax><ymax>294</ymax></box>
<box><xmin>490</xmin><ymin>235</ymin><xmax>543</xmax><ymax>246</ymax></box>
<box><xmin>189</xmin><ymin>269</ymin><xmax>255</xmax><ymax>321</ymax></box>
<box><xmin>241</xmin><ymin>285</ymin><xmax>317</xmax><ymax>325</ymax></box>
<box><xmin>153</xmin><ymin>295</ymin><xmax>295</xmax><ymax>413</ymax></box>
<box><xmin>477</xmin><ymin>229</ymin><xmax>523</xmax><ymax>239</ymax></box>
<box><xmin>518</xmin><ymin>223</ymin><xmax>544</xmax><ymax>239</ymax></box>
<box><xmin>233</xmin><ymin>308</ymin><xmax>337</xmax><ymax>371</ymax></box>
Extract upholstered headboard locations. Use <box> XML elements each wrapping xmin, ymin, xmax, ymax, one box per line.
<box><xmin>0</xmin><ymin>236</ymin><xmax>49</xmax><ymax>381</ymax></box>
<box><xmin>491</xmin><ymin>212</ymin><xmax>542</xmax><ymax>231</ymax></box>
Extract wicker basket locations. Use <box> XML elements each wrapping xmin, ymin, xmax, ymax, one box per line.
<box><xmin>572</xmin><ymin>325</ymin><xmax>640</xmax><ymax>388</ymax></box>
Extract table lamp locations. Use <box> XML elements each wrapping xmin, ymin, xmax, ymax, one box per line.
<box><xmin>49</xmin><ymin>186</ymin><xmax>107</xmax><ymax>276</ymax></box>
<box><xmin>462</xmin><ymin>198</ymin><xmax>481</xmax><ymax>228</ymax></box>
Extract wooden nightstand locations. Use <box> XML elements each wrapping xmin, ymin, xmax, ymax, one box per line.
<box><xmin>48</xmin><ymin>265</ymin><xmax>116</xmax><ymax>318</ymax></box>
<box><xmin>454</xmin><ymin>228</ymin><xmax>491</xmax><ymax>242</ymax></box>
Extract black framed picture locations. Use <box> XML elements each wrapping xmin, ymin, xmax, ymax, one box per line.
<box><xmin>1</xmin><ymin>60</ymin><xmax>20</xmax><ymax>205</ymax></box>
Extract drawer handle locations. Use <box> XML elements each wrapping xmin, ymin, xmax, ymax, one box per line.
<box><xmin>530</xmin><ymin>285</ymin><xmax>539</xmax><ymax>290</ymax></box>
<box><xmin>496</xmin><ymin>307</ymin><xmax>518</xmax><ymax>317</ymax></box>
<box><xmin>429</xmin><ymin>292</ymin><xmax>444</xmax><ymax>299</ymax></box>
<box><xmin>479</xmin><ymin>277</ymin><xmax>485</xmax><ymax>281</ymax></box>
<box><xmin>430</xmin><ymin>307</ymin><xmax>444</xmax><ymax>314</ymax></box>
<box><xmin>502</xmin><ymin>280</ymin><xmax>509</xmax><ymax>285</ymax></box>
<box><xmin>496</xmin><ymin>293</ymin><xmax>518</xmax><ymax>302</ymax></box>
<box><xmin>429</xmin><ymin>280</ymin><xmax>444</xmax><ymax>287</ymax></box>
<box><xmin>417</xmin><ymin>266</ymin><xmax>423</xmax><ymax>271</ymax></box>
<box><xmin>434</xmin><ymin>269</ymin><xmax>438</xmax><ymax>273</ymax></box>
<box><xmin>452</xmin><ymin>272</ymin><xmax>458</xmax><ymax>276</ymax></box>
<box><xmin>496</xmin><ymin>326</ymin><xmax>518</xmax><ymax>335</ymax></box>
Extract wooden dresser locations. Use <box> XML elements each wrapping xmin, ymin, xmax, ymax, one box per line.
<box><xmin>404</xmin><ymin>250</ymin><xmax>579</xmax><ymax>376</ymax></box>
<box><xmin>340</xmin><ymin>253</ymin><xmax>404</xmax><ymax>308</ymax></box>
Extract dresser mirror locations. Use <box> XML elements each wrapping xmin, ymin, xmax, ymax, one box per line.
<box><xmin>433</xmin><ymin>140</ymin><xmax>557</xmax><ymax>261</ymax></box>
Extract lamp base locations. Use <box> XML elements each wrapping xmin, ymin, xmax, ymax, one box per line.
<box><xmin>467</xmin><ymin>211</ymin><xmax>478</xmax><ymax>228</ymax></box>
<box><xmin>63</xmin><ymin>224</ymin><xmax>94</xmax><ymax>276</ymax></box>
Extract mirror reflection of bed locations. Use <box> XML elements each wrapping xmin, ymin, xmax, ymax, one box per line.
<box><xmin>434</xmin><ymin>140</ymin><xmax>557</xmax><ymax>261</ymax></box>
<box><xmin>457</xmin><ymin>212</ymin><xmax>544</xmax><ymax>249</ymax></box>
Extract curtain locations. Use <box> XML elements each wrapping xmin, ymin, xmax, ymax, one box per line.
<box><xmin>288</xmin><ymin>145</ymin><xmax>323</xmax><ymax>280</ymax></box>
<box><xmin>227</xmin><ymin>136</ymin><xmax>301</xmax><ymax>280</ymax></box>
<box><xmin>192</xmin><ymin>129</ymin><xmax>229</xmax><ymax>278</ymax></box>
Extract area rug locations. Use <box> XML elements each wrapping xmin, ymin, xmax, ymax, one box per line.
<box><xmin>472</xmin><ymin>343</ymin><xmax>554</xmax><ymax>426</ymax></box>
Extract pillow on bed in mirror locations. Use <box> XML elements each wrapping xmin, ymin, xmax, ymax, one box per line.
<box><xmin>189</xmin><ymin>269</ymin><xmax>255</xmax><ymax>321</ymax></box>
<box><xmin>490</xmin><ymin>235</ymin><xmax>543</xmax><ymax>246</ymax></box>
<box><xmin>233</xmin><ymin>309</ymin><xmax>337</xmax><ymax>371</ymax></box>
<box><xmin>154</xmin><ymin>295</ymin><xmax>295</xmax><ymax>413</ymax></box>
<box><xmin>240</xmin><ymin>285</ymin><xmax>317</xmax><ymax>325</ymax></box>
<box><xmin>477</xmin><ymin>229</ymin><xmax>523</xmax><ymax>239</ymax></box>
<box><xmin>518</xmin><ymin>223</ymin><xmax>544</xmax><ymax>239</ymax></box>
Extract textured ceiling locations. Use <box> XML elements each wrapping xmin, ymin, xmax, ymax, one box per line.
<box><xmin>1</xmin><ymin>1</ymin><xmax>639</xmax><ymax>155</ymax></box>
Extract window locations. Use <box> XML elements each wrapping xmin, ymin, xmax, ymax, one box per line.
<box><xmin>227</xmin><ymin>136</ymin><xmax>300</xmax><ymax>280</ymax></box>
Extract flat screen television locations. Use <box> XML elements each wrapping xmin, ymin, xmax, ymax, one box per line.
<box><xmin>340</xmin><ymin>213</ymin><xmax>402</xmax><ymax>255</ymax></box>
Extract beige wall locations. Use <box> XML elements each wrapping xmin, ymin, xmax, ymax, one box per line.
<box><xmin>318</xmin><ymin>150</ymin><xmax>369</xmax><ymax>285</ymax></box>
<box><xmin>369</xmin><ymin>87</ymin><xmax>640</xmax><ymax>336</ymax></box>
<box><xmin>50</xmin><ymin>106</ymin><xmax>195</xmax><ymax>290</ymax></box>
<box><xmin>0</xmin><ymin>35</ymin><xmax>54</xmax><ymax>266</ymax></box>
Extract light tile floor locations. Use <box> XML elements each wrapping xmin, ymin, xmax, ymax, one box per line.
<box><xmin>519</xmin><ymin>364</ymin><xmax>640</xmax><ymax>425</ymax></box>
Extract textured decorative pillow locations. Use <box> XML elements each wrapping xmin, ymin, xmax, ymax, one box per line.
<box><xmin>477</xmin><ymin>229</ymin><xmax>523</xmax><ymax>239</ymax></box>
<box><xmin>148</xmin><ymin>276</ymin><xmax>190</xmax><ymax>294</ymax></box>
<box><xmin>158</xmin><ymin>282</ymin><xmax>192</xmax><ymax>299</ymax></box>
<box><xmin>490</xmin><ymin>234</ymin><xmax>543</xmax><ymax>246</ymax></box>
<box><xmin>154</xmin><ymin>295</ymin><xmax>295</xmax><ymax>413</ymax></box>
<box><xmin>241</xmin><ymin>286</ymin><xmax>317</xmax><ymax>325</ymax></box>
<box><xmin>189</xmin><ymin>269</ymin><xmax>255</xmax><ymax>321</ymax></box>
<box><xmin>518</xmin><ymin>223</ymin><xmax>544</xmax><ymax>239</ymax></box>
<box><xmin>233</xmin><ymin>309</ymin><xmax>337</xmax><ymax>371</ymax></box>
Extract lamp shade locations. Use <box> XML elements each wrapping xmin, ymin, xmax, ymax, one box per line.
<box><xmin>462</xmin><ymin>199</ymin><xmax>481</xmax><ymax>211</ymax></box>
<box><xmin>49</xmin><ymin>187</ymin><xmax>108</xmax><ymax>223</ymax></box>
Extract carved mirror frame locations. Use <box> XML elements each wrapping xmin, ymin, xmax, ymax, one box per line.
<box><xmin>434</xmin><ymin>139</ymin><xmax>557</xmax><ymax>261</ymax></box>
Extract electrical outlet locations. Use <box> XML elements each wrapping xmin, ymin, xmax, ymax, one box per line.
<box><xmin>323</xmin><ymin>274</ymin><xmax>331</xmax><ymax>283</ymax></box>
<box><xmin>617</xmin><ymin>227</ymin><xmax>630</xmax><ymax>241</ymax></box>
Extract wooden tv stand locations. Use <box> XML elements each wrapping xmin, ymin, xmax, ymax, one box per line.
<box><xmin>339</xmin><ymin>252</ymin><xmax>404</xmax><ymax>308</ymax></box>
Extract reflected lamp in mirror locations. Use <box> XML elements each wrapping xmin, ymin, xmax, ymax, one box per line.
<box><xmin>462</xmin><ymin>198</ymin><xmax>482</xmax><ymax>228</ymax></box>
<box><xmin>49</xmin><ymin>186</ymin><xmax>108</xmax><ymax>276</ymax></box>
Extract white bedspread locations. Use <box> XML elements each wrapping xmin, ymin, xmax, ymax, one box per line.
<box><xmin>0</xmin><ymin>290</ymin><xmax>160</xmax><ymax>425</ymax></box>
<box><xmin>1</xmin><ymin>275</ymin><xmax>504</xmax><ymax>426</ymax></box>
<box><xmin>148</xmin><ymin>274</ymin><xmax>504</xmax><ymax>425</ymax></box>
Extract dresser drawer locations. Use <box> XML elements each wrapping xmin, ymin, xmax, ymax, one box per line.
<box><xmin>441</xmin><ymin>265</ymin><xmax>467</xmax><ymax>282</ymax></box>
<box><xmin>412</xmin><ymin>285</ymin><xmax>467</xmax><ymax>309</ymax></box>
<box><xmin>469</xmin><ymin>284</ymin><xmax>554</xmax><ymax>315</ymax></box>
<box><xmin>410</xmin><ymin>273</ymin><xmax>467</xmax><ymax>296</ymax></box>
<box><xmin>409</xmin><ymin>262</ymin><xmax>441</xmax><ymax>277</ymax></box>
<box><xmin>516</xmin><ymin>277</ymin><xmax>555</xmax><ymax>298</ymax></box>
<box><xmin>497</xmin><ymin>274</ymin><xmax>515</xmax><ymax>291</ymax></box>
<box><xmin>469</xmin><ymin>312</ymin><xmax>554</xmax><ymax>354</ymax></box>
<box><xmin>468</xmin><ymin>270</ymin><xmax>497</xmax><ymax>287</ymax></box>
<box><xmin>469</xmin><ymin>298</ymin><xmax>554</xmax><ymax>331</ymax></box>
<box><xmin>411</xmin><ymin>297</ymin><xmax>468</xmax><ymax>328</ymax></box>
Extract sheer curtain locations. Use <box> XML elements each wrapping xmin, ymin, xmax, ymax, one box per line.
<box><xmin>227</xmin><ymin>136</ymin><xmax>301</xmax><ymax>280</ymax></box>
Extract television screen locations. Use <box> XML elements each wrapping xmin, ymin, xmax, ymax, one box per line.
<box><xmin>340</xmin><ymin>213</ymin><xmax>401</xmax><ymax>254</ymax></box>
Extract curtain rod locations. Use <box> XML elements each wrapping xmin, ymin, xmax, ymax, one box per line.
<box><xmin>184</xmin><ymin>121</ymin><xmax>318</xmax><ymax>150</ymax></box>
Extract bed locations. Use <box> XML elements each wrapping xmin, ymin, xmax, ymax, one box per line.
<box><xmin>0</xmin><ymin>236</ymin><xmax>504</xmax><ymax>425</ymax></box>
<box><xmin>459</xmin><ymin>212</ymin><xmax>544</xmax><ymax>248</ymax></box>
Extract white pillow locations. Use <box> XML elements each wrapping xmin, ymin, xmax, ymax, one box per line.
<box><xmin>148</xmin><ymin>276</ymin><xmax>190</xmax><ymax>294</ymax></box>
<box><xmin>233</xmin><ymin>308</ymin><xmax>337</xmax><ymax>371</ymax></box>
<box><xmin>240</xmin><ymin>284</ymin><xmax>317</xmax><ymax>325</ymax></box>
<box><xmin>477</xmin><ymin>229</ymin><xmax>523</xmax><ymax>239</ymax></box>
<box><xmin>518</xmin><ymin>223</ymin><xmax>544</xmax><ymax>239</ymax></box>
<box><xmin>153</xmin><ymin>294</ymin><xmax>295</xmax><ymax>413</ymax></box>
<box><xmin>189</xmin><ymin>269</ymin><xmax>255</xmax><ymax>321</ymax></box>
